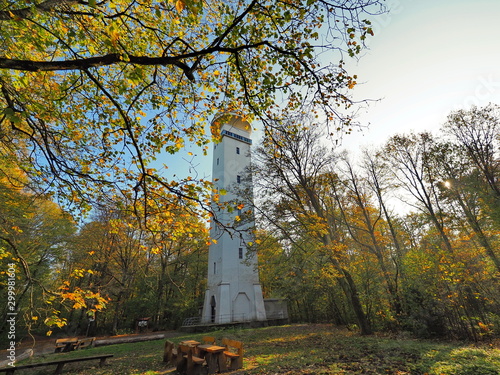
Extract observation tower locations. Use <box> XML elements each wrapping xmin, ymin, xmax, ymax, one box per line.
<box><xmin>201</xmin><ymin>114</ymin><xmax>267</xmax><ymax>324</ymax></box>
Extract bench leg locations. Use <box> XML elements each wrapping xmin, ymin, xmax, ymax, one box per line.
<box><xmin>229</xmin><ymin>356</ymin><xmax>242</xmax><ymax>370</ymax></box>
<box><xmin>186</xmin><ymin>362</ymin><xmax>202</xmax><ymax>375</ymax></box>
<box><xmin>217</xmin><ymin>353</ymin><xmax>227</xmax><ymax>373</ymax></box>
<box><xmin>168</xmin><ymin>352</ymin><xmax>178</xmax><ymax>366</ymax></box>
<box><xmin>163</xmin><ymin>348</ymin><xmax>169</xmax><ymax>363</ymax></box>
<box><xmin>99</xmin><ymin>357</ymin><xmax>108</xmax><ymax>367</ymax></box>
<box><xmin>54</xmin><ymin>363</ymin><xmax>65</xmax><ymax>374</ymax></box>
<box><xmin>203</xmin><ymin>353</ymin><xmax>213</xmax><ymax>374</ymax></box>
<box><xmin>176</xmin><ymin>357</ymin><xmax>187</xmax><ymax>373</ymax></box>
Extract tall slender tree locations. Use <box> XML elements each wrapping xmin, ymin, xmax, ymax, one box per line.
<box><xmin>254</xmin><ymin>120</ymin><xmax>372</xmax><ymax>334</ymax></box>
<box><xmin>382</xmin><ymin>133</ymin><xmax>454</xmax><ymax>254</ymax></box>
<box><xmin>336</xmin><ymin>154</ymin><xmax>402</xmax><ymax>317</ymax></box>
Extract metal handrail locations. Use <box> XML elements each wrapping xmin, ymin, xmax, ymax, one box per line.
<box><xmin>183</xmin><ymin>313</ymin><xmax>253</xmax><ymax>326</ymax></box>
<box><xmin>266</xmin><ymin>311</ymin><xmax>286</xmax><ymax>319</ymax></box>
<box><xmin>182</xmin><ymin>316</ymin><xmax>202</xmax><ymax>326</ymax></box>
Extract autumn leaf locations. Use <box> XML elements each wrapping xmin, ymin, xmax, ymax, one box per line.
<box><xmin>175</xmin><ymin>0</ymin><xmax>184</xmax><ymax>12</ymax></box>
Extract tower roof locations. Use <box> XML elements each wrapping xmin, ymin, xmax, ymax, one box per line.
<box><xmin>212</xmin><ymin>113</ymin><xmax>252</xmax><ymax>135</ymax></box>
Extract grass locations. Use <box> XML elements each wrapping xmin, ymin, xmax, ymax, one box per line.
<box><xmin>11</xmin><ymin>324</ymin><xmax>500</xmax><ymax>374</ymax></box>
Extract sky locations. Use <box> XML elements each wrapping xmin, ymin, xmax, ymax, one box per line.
<box><xmin>169</xmin><ymin>0</ymin><xmax>500</xmax><ymax>179</ymax></box>
<box><xmin>342</xmin><ymin>0</ymin><xmax>500</xmax><ymax>151</ymax></box>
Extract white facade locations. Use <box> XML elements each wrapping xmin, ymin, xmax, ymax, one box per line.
<box><xmin>201</xmin><ymin>115</ymin><xmax>267</xmax><ymax>324</ymax></box>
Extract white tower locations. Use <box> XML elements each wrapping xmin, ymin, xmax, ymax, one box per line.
<box><xmin>201</xmin><ymin>114</ymin><xmax>267</xmax><ymax>324</ymax></box>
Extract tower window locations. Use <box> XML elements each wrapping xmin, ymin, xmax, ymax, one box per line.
<box><xmin>236</xmin><ymin>147</ymin><xmax>240</xmax><ymax>154</ymax></box>
<box><xmin>217</xmin><ymin>158</ymin><xmax>219</xmax><ymax>165</ymax></box>
<box><xmin>239</xmin><ymin>248</ymin><xmax>243</xmax><ymax>259</ymax></box>
<box><xmin>237</xmin><ymin>175</ymin><xmax>241</xmax><ymax>183</ymax></box>
<box><xmin>214</xmin><ymin>262</ymin><xmax>216</xmax><ymax>274</ymax></box>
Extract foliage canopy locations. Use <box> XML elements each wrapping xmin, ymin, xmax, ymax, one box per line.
<box><xmin>0</xmin><ymin>0</ymin><xmax>383</xmax><ymax>220</ymax></box>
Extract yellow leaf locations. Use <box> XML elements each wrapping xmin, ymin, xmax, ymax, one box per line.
<box><xmin>175</xmin><ymin>0</ymin><xmax>184</xmax><ymax>12</ymax></box>
<box><xmin>109</xmin><ymin>30</ymin><xmax>120</xmax><ymax>46</ymax></box>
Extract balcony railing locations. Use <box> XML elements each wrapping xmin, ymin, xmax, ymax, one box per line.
<box><xmin>221</xmin><ymin>130</ymin><xmax>252</xmax><ymax>144</ymax></box>
<box><xmin>182</xmin><ymin>313</ymin><xmax>251</xmax><ymax>326</ymax></box>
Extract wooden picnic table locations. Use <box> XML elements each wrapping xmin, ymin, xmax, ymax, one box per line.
<box><xmin>176</xmin><ymin>344</ymin><xmax>204</xmax><ymax>375</ymax></box>
<box><xmin>54</xmin><ymin>338</ymin><xmax>79</xmax><ymax>353</ymax></box>
<box><xmin>179</xmin><ymin>340</ymin><xmax>201</xmax><ymax>347</ymax></box>
<box><xmin>174</xmin><ymin>338</ymin><xmax>242</xmax><ymax>374</ymax></box>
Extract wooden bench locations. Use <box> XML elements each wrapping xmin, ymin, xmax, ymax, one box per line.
<box><xmin>201</xmin><ymin>336</ymin><xmax>216</xmax><ymax>345</ymax></box>
<box><xmin>74</xmin><ymin>337</ymin><xmax>96</xmax><ymax>350</ymax></box>
<box><xmin>54</xmin><ymin>337</ymin><xmax>79</xmax><ymax>353</ymax></box>
<box><xmin>222</xmin><ymin>338</ymin><xmax>243</xmax><ymax>370</ymax></box>
<box><xmin>176</xmin><ymin>344</ymin><xmax>205</xmax><ymax>375</ymax></box>
<box><xmin>163</xmin><ymin>340</ymin><xmax>178</xmax><ymax>365</ymax></box>
<box><xmin>54</xmin><ymin>337</ymin><xmax>96</xmax><ymax>353</ymax></box>
<box><xmin>0</xmin><ymin>354</ymin><xmax>113</xmax><ymax>375</ymax></box>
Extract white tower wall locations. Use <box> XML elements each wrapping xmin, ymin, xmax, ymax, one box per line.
<box><xmin>202</xmin><ymin>115</ymin><xmax>266</xmax><ymax>324</ymax></box>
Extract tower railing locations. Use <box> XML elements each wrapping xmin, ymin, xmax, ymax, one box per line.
<box><xmin>182</xmin><ymin>316</ymin><xmax>202</xmax><ymax>326</ymax></box>
<box><xmin>265</xmin><ymin>311</ymin><xmax>287</xmax><ymax>319</ymax></box>
<box><xmin>182</xmin><ymin>313</ymin><xmax>252</xmax><ymax>327</ymax></box>
<box><xmin>221</xmin><ymin>129</ymin><xmax>252</xmax><ymax>144</ymax></box>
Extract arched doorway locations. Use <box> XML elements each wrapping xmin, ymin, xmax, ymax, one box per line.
<box><xmin>210</xmin><ymin>296</ymin><xmax>216</xmax><ymax>323</ymax></box>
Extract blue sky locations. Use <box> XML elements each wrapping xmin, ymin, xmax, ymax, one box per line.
<box><xmin>165</xmin><ymin>0</ymin><xmax>500</xmax><ymax>179</ymax></box>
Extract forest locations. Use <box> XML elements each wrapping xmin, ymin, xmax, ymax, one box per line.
<box><xmin>1</xmin><ymin>104</ymin><xmax>499</xmax><ymax>342</ymax></box>
<box><xmin>0</xmin><ymin>0</ymin><xmax>498</xmax><ymax>344</ymax></box>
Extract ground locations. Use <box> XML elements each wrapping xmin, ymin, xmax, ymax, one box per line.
<box><xmin>1</xmin><ymin>330</ymin><xmax>177</xmax><ymax>366</ymax></box>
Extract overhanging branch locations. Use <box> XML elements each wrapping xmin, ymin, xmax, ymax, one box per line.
<box><xmin>0</xmin><ymin>0</ymin><xmax>84</xmax><ymax>20</ymax></box>
<box><xmin>0</xmin><ymin>41</ymin><xmax>275</xmax><ymax>81</ymax></box>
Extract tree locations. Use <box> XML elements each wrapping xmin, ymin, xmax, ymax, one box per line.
<box><xmin>431</xmin><ymin>140</ymin><xmax>500</xmax><ymax>274</ymax></box>
<box><xmin>257</xmin><ymin>226</ymin><xmax>350</xmax><ymax>325</ymax></box>
<box><xmin>0</xmin><ymin>0</ymin><xmax>384</xmax><ymax>223</ymax></box>
<box><xmin>382</xmin><ymin>133</ymin><xmax>454</xmax><ymax>254</ymax></box>
<box><xmin>444</xmin><ymin>104</ymin><xmax>500</xmax><ymax>226</ymax></box>
<box><xmin>253</xmin><ymin>120</ymin><xmax>372</xmax><ymax>334</ymax></box>
<box><xmin>59</xmin><ymin>196</ymin><xmax>209</xmax><ymax>334</ymax></box>
<box><xmin>361</xmin><ymin>149</ymin><xmax>406</xmax><ymax>297</ymax></box>
<box><xmin>142</xmin><ymin>212</ymin><xmax>208</xmax><ymax>329</ymax></box>
<box><xmin>444</xmin><ymin>105</ymin><xmax>500</xmax><ymax>195</ymax></box>
<box><xmin>0</xmin><ymin>177</ymin><xmax>79</xmax><ymax>336</ymax></box>
<box><xmin>1</xmin><ymin>1</ymin><xmax>386</xmax><ymax>331</ymax></box>
<box><xmin>381</xmin><ymin>129</ymin><xmax>500</xmax><ymax>340</ymax></box>
<box><xmin>335</xmin><ymin>154</ymin><xmax>402</xmax><ymax>319</ymax></box>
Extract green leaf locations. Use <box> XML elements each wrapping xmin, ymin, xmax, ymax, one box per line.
<box><xmin>3</xmin><ymin>108</ymin><xmax>22</xmax><ymax>124</ymax></box>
